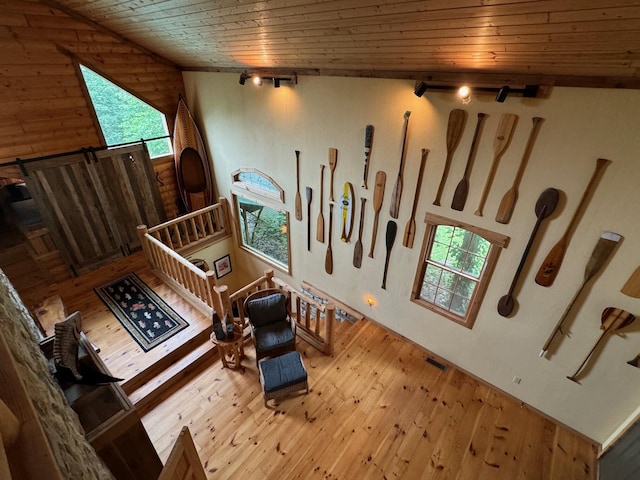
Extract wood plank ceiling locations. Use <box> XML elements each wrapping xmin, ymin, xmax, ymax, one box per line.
<box><xmin>47</xmin><ymin>0</ymin><xmax>640</xmax><ymax>88</ymax></box>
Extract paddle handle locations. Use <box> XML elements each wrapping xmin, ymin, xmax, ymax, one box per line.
<box><xmin>567</xmin><ymin>330</ymin><xmax>609</xmax><ymax>381</ymax></box>
<box><xmin>306</xmin><ymin>187</ymin><xmax>312</xmax><ymax>251</ymax></box>
<box><xmin>295</xmin><ymin>150</ymin><xmax>302</xmax><ymax>221</ymax></box>
<box><xmin>363</xmin><ymin>125</ymin><xmax>374</xmax><ymax>189</ymax></box>
<box><xmin>512</xmin><ymin>117</ymin><xmax>543</xmax><ymax>190</ymax></box>
<box><xmin>369</xmin><ymin>212</ymin><xmax>380</xmax><ymax>258</ymax></box>
<box><xmin>390</xmin><ymin>111</ymin><xmax>411</xmax><ymax>218</ymax></box>
<box><xmin>325</xmin><ymin>204</ymin><xmax>333</xmax><ymax>274</ymax></box>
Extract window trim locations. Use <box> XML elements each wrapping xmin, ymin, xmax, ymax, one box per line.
<box><xmin>411</xmin><ymin>213</ymin><xmax>509</xmax><ymax>329</ymax></box>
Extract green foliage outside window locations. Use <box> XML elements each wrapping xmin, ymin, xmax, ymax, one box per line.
<box><xmin>79</xmin><ymin>65</ymin><xmax>172</xmax><ymax>158</ymax></box>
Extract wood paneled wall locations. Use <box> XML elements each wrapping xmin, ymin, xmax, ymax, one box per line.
<box><xmin>0</xmin><ymin>0</ymin><xmax>185</xmax><ymax>171</ymax></box>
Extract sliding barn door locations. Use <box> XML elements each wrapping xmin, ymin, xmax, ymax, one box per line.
<box><xmin>22</xmin><ymin>143</ymin><xmax>166</xmax><ymax>275</ymax></box>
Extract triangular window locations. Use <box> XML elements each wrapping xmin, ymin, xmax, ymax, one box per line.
<box><xmin>79</xmin><ymin>64</ymin><xmax>171</xmax><ymax>158</ymax></box>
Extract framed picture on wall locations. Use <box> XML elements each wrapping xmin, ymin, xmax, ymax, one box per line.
<box><xmin>214</xmin><ymin>254</ymin><xmax>232</xmax><ymax>279</ymax></box>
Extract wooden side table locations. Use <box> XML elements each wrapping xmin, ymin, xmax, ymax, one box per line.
<box><xmin>210</xmin><ymin>332</ymin><xmax>245</xmax><ymax>369</ymax></box>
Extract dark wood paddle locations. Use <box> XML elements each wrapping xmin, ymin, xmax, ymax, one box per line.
<box><xmin>434</xmin><ymin>109</ymin><xmax>467</xmax><ymax>206</ymax></box>
<box><xmin>621</xmin><ymin>266</ymin><xmax>640</xmax><ymax>298</ymax></box>
<box><xmin>363</xmin><ymin>125</ymin><xmax>374</xmax><ymax>189</ymax></box>
<box><xmin>353</xmin><ymin>197</ymin><xmax>366</xmax><ymax>268</ymax></box>
<box><xmin>306</xmin><ymin>187</ymin><xmax>312</xmax><ymax>251</ymax></box>
<box><xmin>497</xmin><ymin>188</ymin><xmax>559</xmax><ymax>317</ymax></box>
<box><xmin>535</xmin><ymin>158</ymin><xmax>612</xmax><ymax>286</ymax></box>
<box><xmin>403</xmin><ymin>148</ymin><xmax>429</xmax><ymax>249</ymax></box>
<box><xmin>496</xmin><ymin>117</ymin><xmax>544</xmax><ymax>224</ymax></box>
<box><xmin>539</xmin><ymin>231</ymin><xmax>622</xmax><ymax>357</ymax></box>
<box><xmin>567</xmin><ymin>307</ymin><xmax>635</xmax><ymax>383</ymax></box>
<box><xmin>368</xmin><ymin>171</ymin><xmax>386</xmax><ymax>258</ymax></box>
<box><xmin>474</xmin><ymin>113</ymin><xmax>518</xmax><ymax>217</ymax></box>
<box><xmin>451</xmin><ymin>112</ymin><xmax>487</xmax><ymax>211</ymax></box>
<box><xmin>325</xmin><ymin>203</ymin><xmax>334</xmax><ymax>274</ymax></box>
<box><xmin>316</xmin><ymin>164</ymin><xmax>325</xmax><ymax>243</ymax></box>
<box><xmin>294</xmin><ymin>150</ymin><xmax>302</xmax><ymax>221</ymax></box>
<box><xmin>328</xmin><ymin>148</ymin><xmax>337</xmax><ymax>201</ymax></box>
<box><xmin>626</xmin><ymin>352</ymin><xmax>640</xmax><ymax>367</ymax></box>
<box><xmin>381</xmin><ymin>220</ymin><xmax>397</xmax><ymax>289</ymax></box>
<box><xmin>390</xmin><ymin>111</ymin><xmax>411</xmax><ymax>219</ymax></box>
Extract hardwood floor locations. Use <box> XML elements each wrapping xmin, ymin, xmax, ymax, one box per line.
<box><xmin>141</xmin><ymin>319</ymin><xmax>597</xmax><ymax>480</ymax></box>
<box><xmin>3</xmin><ymin>248</ymin><xmax>597</xmax><ymax>479</ymax></box>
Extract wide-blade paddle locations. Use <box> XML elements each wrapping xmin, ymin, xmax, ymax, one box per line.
<box><xmin>434</xmin><ymin>109</ymin><xmax>467</xmax><ymax>206</ymax></box>
<box><xmin>497</xmin><ymin>188</ymin><xmax>559</xmax><ymax>317</ymax></box>
<box><xmin>451</xmin><ymin>113</ymin><xmax>487</xmax><ymax>211</ymax></box>
<box><xmin>495</xmin><ymin>117</ymin><xmax>544</xmax><ymax>224</ymax></box>
<box><xmin>535</xmin><ymin>158</ymin><xmax>612</xmax><ymax>286</ymax></box>
<box><xmin>567</xmin><ymin>307</ymin><xmax>635</xmax><ymax>383</ymax></box>
<box><xmin>539</xmin><ymin>231</ymin><xmax>622</xmax><ymax>357</ymax></box>
<box><xmin>305</xmin><ymin>187</ymin><xmax>312</xmax><ymax>251</ymax></box>
<box><xmin>621</xmin><ymin>266</ymin><xmax>640</xmax><ymax>298</ymax></box>
<box><xmin>294</xmin><ymin>150</ymin><xmax>302</xmax><ymax>221</ymax></box>
<box><xmin>474</xmin><ymin>113</ymin><xmax>518</xmax><ymax>217</ymax></box>
<box><xmin>353</xmin><ymin>197</ymin><xmax>366</xmax><ymax>268</ymax></box>
<box><xmin>382</xmin><ymin>220</ymin><xmax>397</xmax><ymax>289</ymax></box>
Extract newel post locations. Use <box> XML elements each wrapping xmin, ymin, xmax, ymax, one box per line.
<box><xmin>325</xmin><ymin>303</ymin><xmax>335</xmax><ymax>356</ymax></box>
<box><xmin>264</xmin><ymin>269</ymin><xmax>275</xmax><ymax>288</ymax></box>
<box><xmin>219</xmin><ymin>196</ymin><xmax>231</xmax><ymax>232</ymax></box>
<box><xmin>206</xmin><ymin>271</ymin><xmax>221</xmax><ymax>314</ymax></box>
<box><xmin>136</xmin><ymin>225</ymin><xmax>153</xmax><ymax>268</ymax></box>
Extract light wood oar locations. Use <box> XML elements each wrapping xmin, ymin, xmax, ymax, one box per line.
<box><xmin>535</xmin><ymin>158</ymin><xmax>612</xmax><ymax>286</ymax></box>
<box><xmin>325</xmin><ymin>203</ymin><xmax>334</xmax><ymax>274</ymax></box>
<box><xmin>306</xmin><ymin>187</ymin><xmax>312</xmax><ymax>251</ymax></box>
<box><xmin>316</xmin><ymin>164</ymin><xmax>325</xmax><ymax>243</ymax></box>
<box><xmin>474</xmin><ymin>113</ymin><xmax>518</xmax><ymax>217</ymax></box>
<box><xmin>353</xmin><ymin>197</ymin><xmax>366</xmax><ymax>268</ymax></box>
<box><xmin>381</xmin><ymin>220</ymin><xmax>397</xmax><ymax>289</ymax></box>
<box><xmin>390</xmin><ymin>111</ymin><xmax>411</xmax><ymax>219</ymax></box>
<box><xmin>621</xmin><ymin>266</ymin><xmax>640</xmax><ymax>298</ymax></box>
<box><xmin>368</xmin><ymin>171</ymin><xmax>386</xmax><ymax>258</ymax></box>
<box><xmin>362</xmin><ymin>125</ymin><xmax>374</xmax><ymax>189</ymax></box>
<box><xmin>567</xmin><ymin>307</ymin><xmax>635</xmax><ymax>383</ymax></box>
<box><xmin>328</xmin><ymin>148</ymin><xmax>337</xmax><ymax>201</ymax></box>
<box><xmin>539</xmin><ymin>231</ymin><xmax>622</xmax><ymax>357</ymax></box>
<box><xmin>433</xmin><ymin>109</ymin><xmax>467</xmax><ymax>206</ymax></box>
<box><xmin>403</xmin><ymin>148</ymin><xmax>429</xmax><ymax>249</ymax></box>
<box><xmin>495</xmin><ymin>117</ymin><xmax>544</xmax><ymax>224</ymax></box>
<box><xmin>294</xmin><ymin>150</ymin><xmax>302</xmax><ymax>221</ymax></box>
<box><xmin>497</xmin><ymin>188</ymin><xmax>559</xmax><ymax>317</ymax></box>
<box><xmin>451</xmin><ymin>112</ymin><xmax>487</xmax><ymax>211</ymax></box>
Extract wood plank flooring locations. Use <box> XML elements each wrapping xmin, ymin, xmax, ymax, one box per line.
<box><xmin>141</xmin><ymin>319</ymin><xmax>597</xmax><ymax>480</ymax></box>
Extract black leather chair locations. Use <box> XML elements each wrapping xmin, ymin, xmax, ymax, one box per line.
<box><xmin>243</xmin><ymin>288</ymin><xmax>297</xmax><ymax>366</ymax></box>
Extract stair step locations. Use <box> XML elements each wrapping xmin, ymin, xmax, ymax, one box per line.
<box><xmin>128</xmin><ymin>338</ymin><xmax>219</xmax><ymax>416</ymax></box>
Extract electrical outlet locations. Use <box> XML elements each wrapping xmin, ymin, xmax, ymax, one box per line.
<box><xmin>512</xmin><ymin>376</ymin><xmax>522</xmax><ymax>384</ymax></box>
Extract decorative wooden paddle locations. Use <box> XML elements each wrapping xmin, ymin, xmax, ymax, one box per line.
<box><xmin>353</xmin><ymin>197</ymin><xmax>366</xmax><ymax>268</ymax></box>
<box><xmin>390</xmin><ymin>111</ymin><xmax>411</xmax><ymax>219</ymax></box>
<box><xmin>626</xmin><ymin>352</ymin><xmax>640</xmax><ymax>367</ymax></box>
<box><xmin>325</xmin><ymin>204</ymin><xmax>334</xmax><ymax>274</ymax></box>
<box><xmin>474</xmin><ymin>113</ymin><xmax>518</xmax><ymax>217</ymax></box>
<box><xmin>403</xmin><ymin>148</ymin><xmax>429</xmax><ymax>249</ymax></box>
<box><xmin>368</xmin><ymin>171</ymin><xmax>386</xmax><ymax>258</ymax></box>
<box><xmin>434</xmin><ymin>109</ymin><xmax>467</xmax><ymax>206</ymax></box>
<box><xmin>382</xmin><ymin>220</ymin><xmax>397</xmax><ymax>289</ymax></box>
<box><xmin>294</xmin><ymin>150</ymin><xmax>302</xmax><ymax>221</ymax></box>
<box><xmin>340</xmin><ymin>182</ymin><xmax>355</xmax><ymax>242</ymax></box>
<box><xmin>497</xmin><ymin>188</ymin><xmax>559</xmax><ymax>317</ymax></box>
<box><xmin>306</xmin><ymin>187</ymin><xmax>312</xmax><ymax>251</ymax></box>
<box><xmin>316</xmin><ymin>164</ymin><xmax>325</xmax><ymax>243</ymax></box>
<box><xmin>496</xmin><ymin>117</ymin><xmax>544</xmax><ymax>224</ymax></box>
<box><xmin>328</xmin><ymin>148</ymin><xmax>337</xmax><ymax>201</ymax></box>
<box><xmin>539</xmin><ymin>231</ymin><xmax>622</xmax><ymax>357</ymax></box>
<box><xmin>535</xmin><ymin>158</ymin><xmax>612</xmax><ymax>286</ymax></box>
<box><xmin>362</xmin><ymin>125</ymin><xmax>374</xmax><ymax>189</ymax></box>
<box><xmin>567</xmin><ymin>307</ymin><xmax>635</xmax><ymax>383</ymax></box>
<box><xmin>621</xmin><ymin>266</ymin><xmax>640</xmax><ymax>298</ymax></box>
<box><xmin>451</xmin><ymin>112</ymin><xmax>487</xmax><ymax>211</ymax></box>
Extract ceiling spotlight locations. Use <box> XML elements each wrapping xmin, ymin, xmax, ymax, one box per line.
<box><xmin>414</xmin><ymin>81</ymin><xmax>428</xmax><ymax>97</ymax></box>
<box><xmin>252</xmin><ymin>76</ymin><xmax>263</xmax><ymax>86</ymax></box>
<box><xmin>457</xmin><ymin>85</ymin><xmax>471</xmax><ymax>103</ymax></box>
<box><xmin>496</xmin><ymin>86</ymin><xmax>510</xmax><ymax>102</ymax></box>
<box><xmin>274</xmin><ymin>78</ymin><xmax>281</xmax><ymax>88</ymax></box>
<box><xmin>239</xmin><ymin>73</ymin><xmax>248</xmax><ymax>85</ymax></box>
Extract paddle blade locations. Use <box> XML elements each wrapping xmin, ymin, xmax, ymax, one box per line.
<box><xmin>316</xmin><ymin>214</ymin><xmax>324</xmax><ymax>243</ymax></box>
<box><xmin>535</xmin><ymin>239</ymin><xmax>566</xmax><ymax>286</ymax></box>
<box><xmin>390</xmin><ymin>176</ymin><xmax>402</xmax><ymax>218</ymax></box>
<box><xmin>451</xmin><ymin>179</ymin><xmax>468</xmax><ymax>211</ymax></box>
<box><xmin>497</xmin><ymin>295</ymin><xmax>515</xmax><ymax>318</ymax></box>
<box><xmin>495</xmin><ymin>187</ymin><xmax>518</xmax><ymax>224</ymax></box>
<box><xmin>295</xmin><ymin>192</ymin><xmax>302</xmax><ymax>221</ymax></box>
<box><xmin>621</xmin><ymin>266</ymin><xmax>640</xmax><ymax>298</ymax></box>
<box><xmin>403</xmin><ymin>218</ymin><xmax>416</xmax><ymax>249</ymax></box>
<box><xmin>325</xmin><ymin>245</ymin><xmax>333</xmax><ymax>274</ymax></box>
<box><xmin>353</xmin><ymin>240</ymin><xmax>363</xmax><ymax>268</ymax></box>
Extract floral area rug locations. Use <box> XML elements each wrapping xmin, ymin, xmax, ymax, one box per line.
<box><xmin>95</xmin><ymin>273</ymin><xmax>189</xmax><ymax>352</ymax></box>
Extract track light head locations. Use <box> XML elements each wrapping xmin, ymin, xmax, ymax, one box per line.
<box><xmin>414</xmin><ymin>81</ymin><xmax>428</xmax><ymax>97</ymax></box>
<box><xmin>239</xmin><ymin>73</ymin><xmax>248</xmax><ymax>85</ymax></box>
<box><xmin>496</xmin><ymin>86</ymin><xmax>510</xmax><ymax>102</ymax></box>
<box><xmin>523</xmin><ymin>84</ymin><xmax>540</xmax><ymax>98</ymax></box>
<box><xmin>274</xmin><ymin>78</ymin><xmax>281</xmax><ymax>88</ymax></box>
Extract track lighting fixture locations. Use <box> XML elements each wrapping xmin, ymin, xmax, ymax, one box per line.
<box><xmin>414</xmin><ymin>81</ymin><xmax>540</xmax><ymax>102</ymax></box>
<box><xmin>238</xmin><ymin>73</ymin><xmax>297</xmax><ymax>88</ymax></box>
<box><xmin>252</xmin><ymin>76</ymin><xmax>263</xmax><ymax>86</ymax></box>
<box><xmin>274</xmin><ymin>78</ymin><xmax>280</xmax><ymax>88</ymax></box>
<box><xmin>238</xmin><ymin>73</ymin><xmax>248</xmax><ymax>85</ymax></box>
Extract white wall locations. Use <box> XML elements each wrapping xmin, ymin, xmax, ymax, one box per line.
<box><xmin>183</xmin><ymin>72</ymin><xmax>640</xmax><ymax>445</ymax></box>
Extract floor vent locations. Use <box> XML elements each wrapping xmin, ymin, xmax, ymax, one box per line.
<box><xmin>425</xmin><ymin>357</ymin><xmax>447</xmax><ymax>371</ymax></box>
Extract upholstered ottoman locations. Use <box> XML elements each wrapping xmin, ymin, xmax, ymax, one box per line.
<box><xmin>258</xmin><ymin>351</ymin><xmax>308</xmax><ymax>407</ymax></box>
